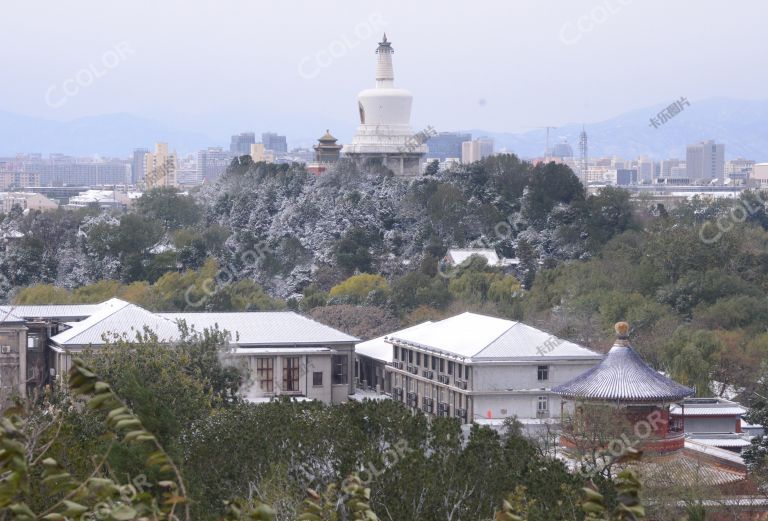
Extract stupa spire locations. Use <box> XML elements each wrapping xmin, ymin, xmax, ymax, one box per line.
<box><xmin>375</xmin><ymin>33</ymin><xmax>394</xmax><ymax>87</ymax></box>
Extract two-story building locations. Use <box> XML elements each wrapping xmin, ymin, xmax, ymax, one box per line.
<box><xmin>373</xmin><ymin>312</ymin><xmax>602</xmax><ymax>423</ymax></box>
<box><xmin>1</xmin><ymin>298</ymin><xmax>358</xmax><ymax>404</ymax></box>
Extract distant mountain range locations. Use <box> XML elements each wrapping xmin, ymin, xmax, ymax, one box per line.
<box><xmin>1</xmin><ymin>97</ymin><xmax>766</xmax><ymax>160</ymax></box>
<box><xmin>471</xmin><ymin>97</ymin><xmax>768</xmax><ymax>161</ymax></box>
<box><xmin>0</xmin><ymin>111</ymin><xmax>215</xmax><ymax>158</ymax></box>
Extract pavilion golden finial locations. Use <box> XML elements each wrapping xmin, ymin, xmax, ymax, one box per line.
<box><xmin>615</xmin><ymin>321</ymin><xmax>630</xmax><ymax>339</ymax></box>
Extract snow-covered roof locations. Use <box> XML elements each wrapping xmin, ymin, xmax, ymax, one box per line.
<box><xmin>684</xmin><ymin>439</ymin><xmax>746</xmax><ymax>466</ymax></box>
<box><xmin>385</xmin><ymin>312</ymin><xmax>600</xmax><ymax>362</ymax></box>
<box><xmin>446</xmin><ymin>249</ymin><xmax>500</xmax><ymax>266</ymax></box>
<box><xmin>686</xmin><ymin>434</ymin><xmax>752</xmax><ymax>448</ymax></box>
<box><xmin>13</xmin><ymin>299</ymin><xmax>357</xmax><ymax>350</ymax></box>
<box><xmin>51</xmin><ymin>299</ymin><xmax>180</xmax><ymax>348</ymax></box>
<box><xmin>356</xmin><ymin>321</ymin><xmax>434</xmax><ymax>363</ymax></box>
<box><xmin>229</xmin><ymin>347</ymin><xmax>336</xmax><ymax>355</ymax></box>
<box><xmin>670</xmin><ymin>398</ymin><xmax>747</xmax><ymax>417</ymax></box>
<box><xmin>0</xmin><ymin>307</ymin><xmax>27</xmax><ymax>324</ymax></box>
<box><xmin>158</xmin><ymin>312</ymin><xmax>358</xmax><ymax>346</ymax></box>
<box><xmin>6</xmin><ymin>303</ymin><xmax>104</xmax><ymax>321</ymax></box>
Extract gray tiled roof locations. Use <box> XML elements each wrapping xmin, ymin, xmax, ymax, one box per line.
<box><xmin>0</xmin><ymin>306</ymin><xmax>27</xmax><ymax>324</ymax></box>
<box><xmin>386</xmin><ymin>312</ymin><xmax>599</xmax><ymax>361</ymax></box>
<box><xmin>158</xmin><ymin>312</ymin><xmax>358</xmax><ymax>346</ymax></box>
<box><xmin>2</xmin><ymin>303</ymin><xmax>104</xmax><ymax>320</ymax></box>
<box><xmin>552</xmin><ymin>341</ymin><xmax>694</xmax><ymax>403</ymax></box>
<box><xmin>670</xmin><ymin>405</ymin><xmax>747</xmax><ymax>417</ymax></box>
<box><xmin>51</xmin><ymin>300</ymin><xmax>180</xmax><ymax>347</ymax></box>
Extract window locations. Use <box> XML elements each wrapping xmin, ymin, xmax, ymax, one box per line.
<box><xmin>257</xmin><ymin>358</ymin><xmax>274</xmax><ymax>393</ymax></box>
<box><xmin>465</xmin><ymin>365</ymin><xmax>470</xmax><ymax>380</ymax></box>
<box><xmin>423</xmin><ymin>354</ymin><xmax>429</xmax><ymax>368</ymax></box>
<box><xmin>27</xmin><ymin>335</ymin><xmax>40</xmax><ymax>350</ymax></box>
<box><xmin>332</xmin><ymin>355</ymin><xmax>348</xmax><ymax>385</ymax></box>
<box><xmin>440</xmin><ymin>358</ymin><xmax>444</xmax><ymax>373</ymax></box>
<box><xmin>313</xmin><ymin>371</ymin><xmax>323</xmax><ymax>387</ymax></box>
<box><xmin>401</xmin><ymin>348</ymin><xmax>407</xmax><ymax>362</ymax></box>
<box><xmin>416</xmin><ymin>352</ymin><xmax>421</xmax><ymax>366</ymax></box>
<box><xmin>448</xmin><ymin>361</ymin><xmax>454</xmax><ymax>375</ymax></box>
<box><xmin>408</xmin><ymin>350</ymin><xmax>413</xmax><ymax>363</ymax></box>
<box><xmin>394</xmin><ymin>346</ymin><xmax>399</xmax><ymax>360</ymax></box>
<box><xmin>431</xmin><ymin>356</ymin><xmax>437</xmax><ymax>370</ymax></box>
<box><xmin>282</xmin><ymin>357</ymin><xmax>300</xmax><ymax>392</ymax></box>
<box><xmin>538</xmin><ymin>396</ymin><xmax>549</xmax><ymax>412</ymax></box>
<box><xmin>537</xmin><ymin>365</ymin><xmax>549</xmax><ymax>381</ymax></box>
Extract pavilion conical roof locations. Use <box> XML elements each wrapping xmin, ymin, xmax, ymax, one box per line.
<box><xmin>552</xmin><ymin>322</ymin><xmax>694</xmax><ymax>403</ymax></box>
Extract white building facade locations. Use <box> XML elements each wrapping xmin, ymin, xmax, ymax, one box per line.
<box><xmin>3</xmin><ymin>299</ymin><xmax>358</xmax><ymax>405</ymax></box>
<box><xmin>378</xmin><ymin>313</ymin><xmax>602</xmax><ymax>423</ymax></box>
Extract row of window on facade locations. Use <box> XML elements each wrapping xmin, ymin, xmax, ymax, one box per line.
<box><xmin>254</xmin><ymin>355</ymin><xmax>348</xmax><ymax>393</ymax></box>
<box><xmin>395</xmin><ymin>346</ymin><xmax>551</xmax><ymax>383</ymax></box>
<box><xmin>395</xmin><ymin>346</ymin><xmax>471</xmax><ymax>380</ymax></box>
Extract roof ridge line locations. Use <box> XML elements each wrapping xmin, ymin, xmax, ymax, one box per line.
<box><xmin>56</xmin><ymin>301</ymin><xmax>153</xmax><ymax>344</ymax></box>
<box><xmin>471</xmin><ymin>320</ymin><xmax>519</xmax><ymax>358</ymax></box>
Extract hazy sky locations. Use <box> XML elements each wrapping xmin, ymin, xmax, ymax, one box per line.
<box><xmin>2</xmin><ymin>0</ymin><xmax>766</xmax><ymax>139</ymax></box>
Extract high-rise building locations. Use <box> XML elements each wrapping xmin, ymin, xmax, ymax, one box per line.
<box><xmin>610</xmin><ymin>157</ymin><xmax>625</xmax><ymax>170</ymax></box>
<box><xmin>616</xmin><ymin>169</ymin><xmax>638</xmax><ymax>186</ymax></box>
<box><xmin>686</xmin><ymin>140</ymin><xmax>725</xmax><ymax>181</ymax></box>
<box><xmin>343</xmin><ymin>34</ymin><xmax>427</xmax><ymax>176</ymax></box>
<box><xmin>250</xmin><ymin>143</ymin><xmax>275</xmax><ymax>163</ymax></box>
<box><xmin>20</xmin><ymin>157</ymin><xmax>129</xmax><ymax>186</ymax></box>
<box><xmin>749</xmin><ymin>163</ymin><xmax>768</xmax><ymax>187</ymax></box>
<box><xmin>660</xmin><ymin>159</ymin><xmax>680</xmax><ymax>178</ymax></box>
<box><xmin>144</xmin><ymin>143</ymin><xmax>178</xmax><ymax>188</ymax></box>
<box><xmin>262</xmin><ymin>132</ymin><xmax>288</xmax><ymax>154</ymax></box>
<box><xmin>670</xmin><ymin>164</ymin><xmax>687</xmax><ymax>180</ymax></box>
<box><xmin>425</xmin><ymin>132</ymin><xmax>471</xmax><ymax>160</ymax></box>
<box><xmin>725</xmin><ymin>158</ymin><xmax>754</xmax><ymax>184</ymax></box>
<box><xmin>461</xmin><ymin>138</ymin><xmax>494</xmax><ymax>164</ymax></box>
<box><xmin>131</xmin><ymin>148</ymin><xmax>148</xmax><ymax>186</ymax></box>
<box><xmin>635</xmin><ymin>156</ymin><xmax>654</xmax><ymax>183</ymax></box>
<box><xmin>550</xmin><ymin>139</ymin><xmax>573</xmax><ymax>159</ymax></box>
<box><xmin>197</xmin><ymin>147</ymin><xmax>230</xmax><ymax>183</ymax></box>
<box><xmin>230</xmin><ymin>133</ymin><xmax>256</xmax><ymax>156</ymax></box>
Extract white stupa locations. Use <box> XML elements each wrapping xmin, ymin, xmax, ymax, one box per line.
<box><xmin>343</xmin><ymin>34</ymin><xmax>427</xmax><ymax>176</ymax></box>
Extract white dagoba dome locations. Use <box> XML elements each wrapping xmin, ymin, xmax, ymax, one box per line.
<box><xmin>343</xmin><ymin>34</ymin><xmax>426</xmax><ymax>176</ymax></box>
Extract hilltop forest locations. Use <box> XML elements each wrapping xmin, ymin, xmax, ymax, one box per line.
<box><xmin>3</xmin><ymin>155</ymin><xmax>768</xmax><ymax>401</ymax></box>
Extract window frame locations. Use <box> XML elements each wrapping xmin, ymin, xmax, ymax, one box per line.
<box><xmin>282</xmin><ymin>356</ymin><xmax>300</xmax><ymax>392</ymax></box>
<box><xmin>332</xmin><ymin>354</ymin><xmax>349</xmax><ymax>385</ymax></box>
<box><xmin>257</xmin><ymin>357</ymin><xmax>274</xmax><ymax>393</ymax></box>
